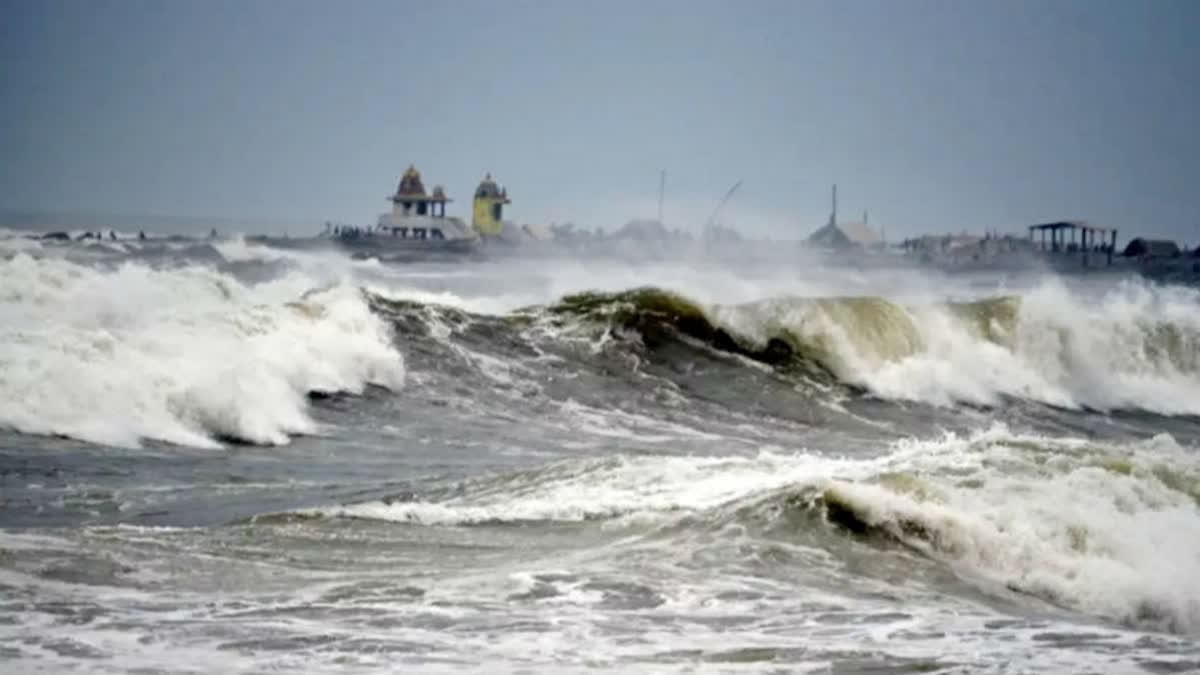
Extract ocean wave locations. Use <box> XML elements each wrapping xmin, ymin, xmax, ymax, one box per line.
<box><xmin>0</xmin><ymin>253</ymin><xmax>405</xmax><ymax>448</ymax></box>
<box><xmin>293</xmin><ymin>425</ymin><xmax>1200</xmax><ymax>633</ymax></box>
<box><xmin>773</xmin><ymin>430</ymin><xmax>1200</xmax><ymax>634</ymax></box>
<box><xmin>526</xmin><ymin>280</ymin><xmax>1200</xmax><ymax>414</ymax></box>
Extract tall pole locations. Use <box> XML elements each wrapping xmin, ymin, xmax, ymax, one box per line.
<box><xmin>657</xmin><ymin>170</ymin><xmax>665</xmax><ymax>224</ymax></box>
<box><xmin>704</xmin><ymin>179</ymin><xmax>742</xmax><ymax>250</ymax></box>
<box><xmin>831</xmin><ymin>184</ymin><xmax>838</xmax><ymax>227</ymax></box>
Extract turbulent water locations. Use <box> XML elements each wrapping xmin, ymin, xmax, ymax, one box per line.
<box><xmin>2</xmin><ymin>231</ymin><xmax>1200</xmax><ymax>673</ymax></box>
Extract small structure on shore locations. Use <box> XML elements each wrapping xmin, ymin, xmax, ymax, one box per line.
<box><xmin>472</xmin><ymin>174</ymin><xmax>510</xmax><ymax>237</ymax></box>
<box><xmin>1027</xmin><ymin>221</ymin><xmax>1117</xmax><ymax>266</ymax></box>
<box><xmin>390</xmin><ymin>165</ymin><xmax>452</xmax><ymax>218</ymax></box>
<box><xmin>1122</xmin><ymin>238</ymin><xmax>1181</xmax><ymax>259</ymax></box>
<box><xmin>339</xmin><ymin>165</ymin><xmax>478</xmax><ymax>252</ymax></box>
<box><xmin>807</xmin><ymin>185</ymin><xmax>881</xmax><ymax>249</ymax></box>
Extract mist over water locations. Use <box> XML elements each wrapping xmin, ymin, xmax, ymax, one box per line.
<box><xmin>2</xmin><ymin>231</ymin><xmax>1199</xmax><ymax>673</ymax></box>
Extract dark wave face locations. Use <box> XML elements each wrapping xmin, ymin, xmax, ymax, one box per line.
<box><xmin>370</xmin><ymin>280</ymin><xmax>1200</xmax><ymax>419</ymax></box>
<box><xmin>2</xmin><ymin>233</ymin><xmax>1200</xmax><ymax>673</ymax></box>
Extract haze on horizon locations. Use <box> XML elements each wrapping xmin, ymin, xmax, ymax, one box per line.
<box><xmin>1</xmin><ymin>0</ymin><xmax>1198</xmax><ymax>243</ymax></box>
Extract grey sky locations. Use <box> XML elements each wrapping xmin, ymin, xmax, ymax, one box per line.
<box><xmin>2</xmin><ymin>0</ymin><xmax>1198</xmax><ymax>241</ymax></box>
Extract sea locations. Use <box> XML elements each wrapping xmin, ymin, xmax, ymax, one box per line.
<box><xmin>1</xmin><ymin>230</ymin><xmax>1199</xmax><ymax>674</ymax></box>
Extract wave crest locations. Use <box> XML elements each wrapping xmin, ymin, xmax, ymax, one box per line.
<box><xmin>287</xmin><ymin>425</ymin><xmax>1200</xmax><ymax>633</ymax></box>
<box><xmin>0</xmin><ymin>253</ymin><xmax>405</xmax><ymax>448</ymax></box>
<box><xmin>533</xmin><ymin>281</ymin><xmax>1200</xmax><ymax>414</ymax></box>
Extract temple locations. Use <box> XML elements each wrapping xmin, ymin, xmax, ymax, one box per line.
<box><xmin>390</xmin><ymin>165</ymin><xmax>451</xmax><ymax>218</ymax></box>
<box><xmin>343</xmin><ymin>164</ymin><xmax>477</xmax><ymax>248</ymax></box>
<box><xmin>472</xmin><ymin>173</ymin><xmax>510</xmax><ymax>237</ymax></box>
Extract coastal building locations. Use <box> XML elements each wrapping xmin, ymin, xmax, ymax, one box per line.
<box><xmin>1122</xmin><ymin>238</ymin><xmax>1181</xmax><ymax>259</ymax></box>
<box><xmin>344</xmin><ymin>165</ymin><xmax>477</xmax><ymax>250</ymax></box>
<box><xmin>472</xmin><ymin>174</ymin><xmax>510</xmax><ymax>237</ymax></box>
<box><xmin>899</xmin><ymin>232</ymin><xmax>1041</xmax><ymax>266</ymax></box>
<box><xmin>1027</xmin><ymin>221</ymin><xmax>1118</xmax><ymax>266</ymax></box>
<box><xmin>389</xmin><ymin>165</ymin><xmax>450</xmax><ymax>219</ymax></box>
<box><xmin>520</xmin><ymin>223</ymin><xmax>555</xmax><ymax>241</ymax></box>
<box><xmin>806</xmin><ymin>185</ymin><xmax>881</xmax><ymax>249</ymax></box>
<box><xmin>808</xmin><ymin>219</ymin><xmax>880</xmax><ymax>248</ymax></box>
<box><xmin>902</xmin><ymin>233</ymin><xmax>986</xmax><ymax>255</ymax></box>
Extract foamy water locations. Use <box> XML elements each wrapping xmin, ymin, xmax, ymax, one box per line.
<box><xmin>0</xmin><ymin>252</ymin><xmax>404</xmax><ymax>447</ymax></box>
<box><xmin>711</xmin><ymin>277</ymin><xmax>1200</xmax><ymax>413</ymax></box>
<box><xmin>1</xmin><ymin>236</ymin><xmax>1198</xmax><ymax>673</ymax></box>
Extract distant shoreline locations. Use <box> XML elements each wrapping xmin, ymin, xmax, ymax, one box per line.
<box><xmin>0</xmin><ymin>208</ymin><xmax>313</xmax><ymax>235</ymax></box>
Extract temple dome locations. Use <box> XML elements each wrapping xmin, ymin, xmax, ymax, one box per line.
<box><xmin>431</xmin><ymin>185</ymin><xmax>447</xmax><ymax>200</ymax></box>
<box><xmin>396</xmin><ymin>165</ymin><xmax>427</xmax><ymax>197</ymax></box>
<box><xmin>475</xmin><ymin>173</ymin><xmax>505</xmax><ymax>199</ymax></box>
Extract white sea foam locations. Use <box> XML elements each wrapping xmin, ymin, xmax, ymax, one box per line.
<box><xmin>316</xmin><ymin>425</ymin><xmax>1200</xmax><ymax>632</ymax></box>
<box><xmin>332</xmin><ymin>250</ymin><xmax>1199</xmax><ymax>415</ymax></box>
<box><xmin>817</xmin><ymin>428</ymin><xmax>1200</xmax><ymax>633</ymax></box>
<box><xmin>349</xmin><ymin>253</ymin><xmax>972</xmax><ymax>317</ymax></box>
<box><xmin>0</xmin><ymin>253</ymin><xmax>404</xmax><ymax>448</ymax></box>
<box><xmin>716</xmin><ymin>277</ymin><xmax>1200</xmax><ymax>414</ymax></box>
<box><xmin>316</xmin><ymin>450</ymin><xmax>859</xmax><ymax>525</ymax></box>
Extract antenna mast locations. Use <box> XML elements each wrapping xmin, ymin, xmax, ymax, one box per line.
<box><xmin>704</xmin><ymin>179</ymin><xmax>742</xmax><ymax>251</ymax></box>
<box><xmin>657</xmin><ymin>170</ymin><xmax>666</xmax><ymax>224</ymax></box>
<box><xmin>828</xmin><ymin>184</ymin><xmax>838</xmax><ymax>227</ymax></box>
<box><xmin>705</xmin><ymin>180</ymin><xmax>742</xmax><ymax>230</ymax></box>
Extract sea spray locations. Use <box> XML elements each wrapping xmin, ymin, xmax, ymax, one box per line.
<box><xmin>546</xmin><ymin>278</ymin><xmax>1200</xmax><ymax>413</ymax></box>
<box><xmin>0</xmin><ymin>253</ymin><xmax>405</xmax><ymax>448</ymax></box>
<box><xmin>299</xmin><ymin>424</ymin><xmax>1200</xmax><ymax>633</ymax></box>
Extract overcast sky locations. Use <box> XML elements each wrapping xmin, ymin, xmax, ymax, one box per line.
<box><xmin>2</xmin><ymin>0</ymin><xmax>1198</xmax><ymax>241</ymax></box>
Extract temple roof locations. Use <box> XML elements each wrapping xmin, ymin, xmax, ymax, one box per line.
<box><xmin>807</xmin><ymin>221</ymin><xmax>880</xmax><ymax>248</ymax></box>
<box><xmin>396</xmin><ymin>165</ymin><xmax>426</xmax><ymax>197</ymax></box>
<box><xmin>391</xmin><ymin>165</ymin><xmax>450</xmax><ymax>202</ymax></box>
<box><xmin>474</xmin><ymin>173</ymin><xmax>510</xmax><ymax>201</ymax></box>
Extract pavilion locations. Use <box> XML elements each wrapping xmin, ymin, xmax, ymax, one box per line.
<box><xmin>1027</xmin><ymin>221</ymin><xmax>1118</xmax><ymax>266</ymax></box>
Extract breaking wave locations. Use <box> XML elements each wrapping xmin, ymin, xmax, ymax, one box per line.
<box><xmin>529</xmin><ymin>280</ymin><xmax>1200</xmax><ymax>414</ymax></box>
<box><xmin>294</xmin><ymin>425</ymin><xmax>1200</xmax><ymax>634</ymax></box>
<box><xmin>0</xmin><ymin>253</ymin><xmax>405</xmax><ymax>448</ymax></box>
